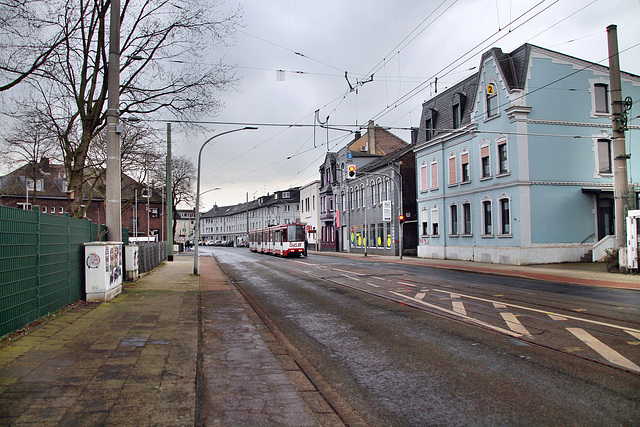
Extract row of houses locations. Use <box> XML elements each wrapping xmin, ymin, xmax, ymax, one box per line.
<box><xmin>200</xmin><ymin>42</ymin><xmax>640</xmax><ymax>265</ymax></box>
<box><xmin>2</xmin><ymin>42</ymin><xmax>638</xmax><ymax>264</ymax></box>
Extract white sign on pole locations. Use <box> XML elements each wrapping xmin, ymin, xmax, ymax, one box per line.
<box><xmin>382</xmin><ymin>200</ymin><xmax>392</xmax><ymax>222</ymax></box>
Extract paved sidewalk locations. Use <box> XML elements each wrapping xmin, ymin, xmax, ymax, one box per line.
<box><xmin>309</xmin><ymin>250</ymin><xmax>640</xmax><ymax>291</ymax></box>
<box><xmin>0</xmin><ymin>255</ymin><xmax>341</xmax><ymax>426</ymax></box>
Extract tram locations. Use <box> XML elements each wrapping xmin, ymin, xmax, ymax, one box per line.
<box><xmin>249</xmin><ymin>223</ymin><xmax>307</xmax><ymax>257</ymax></box>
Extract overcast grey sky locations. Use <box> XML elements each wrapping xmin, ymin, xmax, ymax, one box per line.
<box><xmin>167</xmin><ymin>0</ymin><xmax>640</xmax><ymax>210</ymax></box>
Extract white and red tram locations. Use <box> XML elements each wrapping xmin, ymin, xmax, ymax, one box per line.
<box><xmin>249</xmin><ymin>223</ymin><xmax>307</xmax><ymax>257</ymax></box>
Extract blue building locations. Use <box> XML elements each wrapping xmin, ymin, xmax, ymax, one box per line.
<box><xmin>414</xmin><ymin>44</ymin><xmax>640</xmax><ymax>265</ymax></box>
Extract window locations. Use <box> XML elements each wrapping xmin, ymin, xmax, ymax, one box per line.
<box><xmin>142</xmin><ymin>188</ymin><xmax>152</xmax><ymax>198</ymax></box>
<box><xmin>355</xmin><ymin>187</ymin><xmax>360</xmax><ymax>209</ymax></box>
<box><xmin>452</xmin><ymin>103</ymin><xmax>460</xmax><ymax>129</ymax></box>
<box><xmin>42</xmin><ymin>206</ymin><xmax>47</xmax><ymax>213</ymax></box>
<box><xmin>350</xmin><ymin>188</ymin><xmax>354</xmax><ymax>210</ymax></box>
<box><xmin>51</xmin><ymin>207</ymin><xmax>56</xmax><ymax>214</ymax></box>
<box><xmin>360</xmin><ymin>184</ymin><xmax>365</xmax><ymax>208</ymax></box>
<box><xmin>595</xmin><ymin>83</ymin><xmax>609</xmax><ymax>114</ymax></box>
<box><xmin>420</xmin><ymin>164</ymin><xmax>428</xmax><ymax>192</ymax></box>
<box><xmin>481</xmin><ymin>144</ymin><xmax>491</xmax><ymax>178</ymax></box>
<box><xmin>421</xmin><ymin>210</ymin><xmax>429</xmax><ymax>235</ymax></box>
<box><xmin>431</xmin><ymin>209</ymin><xmax>439</xmax><ymax>236</ymax></box>
<box><xmin>283</xmin><ymin>191</ymin><xmax>290</xmax><ymax>198</ymax></box>
<box><xmin>150</xmin><ymin>208</ymin><xmax>159</xmax><ymax>218</ymax></box>
<box><xmin>425</xmin><ymin>118</ymin><xmax>433</xmax><ymax>141</ymax></box>
<box><xmin>499</xmin><ymin>199</ymin><xmax>511</xmax><ymax>235</ymax></box>
<box><xmin>450</xmin><ymin>205</ymin><xmax>458</xmax><ymax>235</ymax></box>
<box><xmin>482</xmin><ymin>200</ymin><xmax>493</xmax><ymax>235</ymax></box>
<box><xmin>461</xmin><ymin>152</ymin><xmax>470</xmax><ymax>182</ymax></box>
<box><xmin>430</xmin><ymin>161</ymin><xmax>438</xmax><ymax>189</ymax></box>
<box><xmin>497</xmin><ymin>140</ymin><xmax>508</xmax><ymax>174</ymax></box>
<box><xmin>377</xmin><ymin>179</ymin><xmax>382</xmax><ymax>204</ymax></box>
<box><xmin>370</xmin><ymin>181</ymin><xmax>375</xmax><ymax>205</ymax></box>
<box><xmin>448</xmin><ymin>155</ymin><xmax>457</xmax><ymax>185</ymax></box>
<box><xmin>598</xmin><ymin>139</ymin><xmax>612</xmax><ymax>174</ymax></box>
<box><xmin>59</xmin><ymin>207</ymin><xmax>64</xmax><ymax>214</ymax></box>
<box><xmin>486</xmin><ymin>83</ymin><xmax>498</xmax><ymax>117</ymax></box>
<box><xmin>463</xmin><ymin>203</ymin><xmax>472</xmax><ymax>235</ymax></box>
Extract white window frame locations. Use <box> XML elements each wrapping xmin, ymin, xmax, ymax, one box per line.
<box><xmin>430</xmin><ymin>159</ymin><xmax>438</xmax><ymax>190</ymax></box>
<box><xmin>496</xmin><ymin>137</ymin><xmax>509</xmax><ymax>176</ymax></box>
<box><xmin>448</xmin><ymin>153</ymin><xmax>457</xmax><ymax>186</ymax></box>
<box><xmin>450</xmin><ymin>204</ymin><xmax>459</xmax><ymax>236</ymax></box>
<box><xmin>421</xmin><ymin>208</ymin><xmax>429</xmax><ymax>236</ymax></box>
<box><xmin>481</xmin><ymin>198</ymin><xmax>493</xmax><ymax>237</ymax></box>
<box><xmin>420</xmin><ymin>163</ymin><xmax>428</xmax><ymax>192</ymax></box>
<box><xmin>431</xmin><ymin>208</ymin><xmax>439</xmax><ymax>236</ymax></box>
<box><xmin>480</xmin><ymin>140</ymin><xmax>492</xmax><ymax>179</ymax></box>
<box><xmin>498</xmin><ymin>196</ymin><xmax>512</xmax><ymax>236</ymax></box>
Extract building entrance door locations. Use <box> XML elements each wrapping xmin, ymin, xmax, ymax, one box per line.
<box><xmin>597</xmin><ymin>197</ymin><xmax>614</xmax><ymax>241</ymax></box>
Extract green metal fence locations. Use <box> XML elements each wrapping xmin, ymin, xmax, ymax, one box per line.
<box><xmin>0</xmin><ymin>205</ymin><xmax>107</xmax><ymax>337</ymax></box>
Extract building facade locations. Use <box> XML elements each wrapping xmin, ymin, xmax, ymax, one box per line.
<box><xmin>199</xmin><ymin>188</ymin><xmax>301</xmax><ymax>246</ymax></box>
<box><xmin>414</xmin><ymin>44</ymin><xmax>640</xmax><ymax>265</ymax></box>
<box><xmin>0</xmin><ymin>158</ymin><xmax>166</xmax><ymax>241</ymax></box>
<box><xmin>300</xmin><ymin>181</ymin><xmax>320</xmax><ymax>250</ymax></box>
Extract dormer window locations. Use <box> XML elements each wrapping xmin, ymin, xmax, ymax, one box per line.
<box><xmin>452</xmin><ymin>103</ymin><xmax>460</xmax><ymax>129</ymax></box>
<box><xmin>486</xmin><ymin>83</ymin><xmax>498</xmax><ymax>118</ymax></box>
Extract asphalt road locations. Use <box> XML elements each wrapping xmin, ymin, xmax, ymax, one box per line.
<box><xmin>202</xmin><ymin>246</ymin><xmax>640</xmax><ymax>426</ymax></box>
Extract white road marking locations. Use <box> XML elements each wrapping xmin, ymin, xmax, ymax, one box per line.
<box><xmin>450</xmin><ymin>294</ymin><xmax>467</xmax><ymax>316</ymax></box>
<box><xmin>332</xmin><ymin>267</ymin><xmax>365</xmax><ymax>276</ymax></box>
<box><xmin>398</xmin><ymin>281</ymin><xmax>417</xmax><ymax>287</ymax></box>
<box><xmin>372</xmin><ymin>277</ymin><xmax>385</xmax><ymax>281</ymax></box>
<box><xmin>566</xmin><ymin>328</ymin><xmax>640</xmax><ymax>372</ymax></box>
<box><xmin>341</xmin><ymin>274</ymin><xmax>361</xmax><ymax>282</ymax></box>
<box><xmin>500</xmin><ymin>312</ymin><xmax>532</xmax><ymax>337</ymax></box>
<box><xmin>390</xmin><ymin>291</ymin><xmax>522</xmax><ymax>338</ymax></box>
<box><xmin>626</xmin><ymin>330</ymin><xmax>640</xmax><ymax>341</ymax></box>
<box><xmin>430</xmin><ymin>289</ymin><xmax>640</xmax><ymax>334</ymax></box>
<box><xmin>415</xmin><ymin>292</ymin><xmax>427</xmax><ymax>301</ymax></box>
<box><xmin>366</xmin><ymin>282</ymin><xmax>380</xmax><ymax>288</ymax></box>
<box><xmin>548</xmin><ymin>314</ymin><xmax>568</xmax><ymax>321</ymax></box>
<box><xmin>493</xmin><ymin>302</ymin><xmax>507</xmax><ymax>309</ymax></box>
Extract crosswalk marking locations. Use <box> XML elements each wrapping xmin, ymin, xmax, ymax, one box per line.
<box><xmin>493</xmin><ymin>302</ymin><xmax>507</xmax><ymax>309</ymax></box>
<box><xmin>500</xmin><ymin>312</ymin><xmax>532</xmax><ymax>336</ymax></box>
<box><xmin>548</xmin><ymin>313</ymin><xmax>568</xmax><ymax>321</ymax></box>
<box><xmin>566</xmin><ymin>328</ymin><xmax>640</xmax><ymax>373</ymax></box>
<box><xmin>415</xmin><ymin>292</ymin><xmax>427</xmax><ymax>301</ymax></box>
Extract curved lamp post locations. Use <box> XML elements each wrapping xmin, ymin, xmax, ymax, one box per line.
<box><xmin>193</xmin><ymin>127</ymin><xmax>258</xmax><ymax>275</ymax></box>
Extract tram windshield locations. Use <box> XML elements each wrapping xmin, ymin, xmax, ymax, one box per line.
<box><xmin>287</xmin><ymin>224</ymin><xmax>305</xmax><ymax>242</ymax></box>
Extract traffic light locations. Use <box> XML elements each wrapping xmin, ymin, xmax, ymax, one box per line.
<box><xmin>398</xmin><ymin>214</ymin><xmax>405</xmax><ymax>223</ymax></box>
<box><xmin>347</xmin><ymin>163</ymin><xmax>356</xmax><ymax>180</ymax></box>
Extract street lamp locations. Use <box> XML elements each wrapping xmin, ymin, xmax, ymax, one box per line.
<box><xmin>193</xmin><ymin>127</ymin><xmax>257</xmax><ymax>275</ymax></box>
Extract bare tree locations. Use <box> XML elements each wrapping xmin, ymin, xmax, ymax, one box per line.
<box><xmin>0</xmin><ymin>0</ymin><xmax>72</xmax><ymax>92</ymax></box>
<box><xmin>1</xmin><ymin>114</ymin><xmax>59</xmax><ymax>207</ymax></box>
<box><xmin>5</xmin><ymin>0</ymin><xmax>242</xmax><ymax>218</ymax></box>
<box><xmin>152</xmin><ymin>155</ymin><xmax>194</xmax><ymax>244</ymax></box>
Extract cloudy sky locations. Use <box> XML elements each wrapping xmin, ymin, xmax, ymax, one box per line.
<box><xmin>168</xmin><ymin>0</ymin><xmax>640</xmax><ymax>210</ymax></box>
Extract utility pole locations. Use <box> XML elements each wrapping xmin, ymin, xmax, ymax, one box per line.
<box><xmin>105</xmin><ymin>0</ymin><xmax>122</xmax><ymax>242</ymax></box>
<box><xmin>166</xmin><ymin>123</ymin><xmax>173</xmax><ymax>261</ymax></box>
<box><xmin>607</xmin><ymin>25</ymin><xmax>630</xmax><ymax>258</ymax></box>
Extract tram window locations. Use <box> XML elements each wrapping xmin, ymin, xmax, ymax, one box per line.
<box><xmin>282</xmin><ymin>228</ymin><xmax>288</xmax><ymax>242</ymax></box>
<box><xmin>288</xmin><ymin>225</ymin><xmax>305</xmax><ymax>241</ymax></box>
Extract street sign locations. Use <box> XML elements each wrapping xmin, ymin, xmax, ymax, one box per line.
<box><xmin>382</xmin><ymin>200</ymin><xmax>392</xmax><ymax>222</ymax></box>
<box><xmin>347</xmin><ymin>152</ymin><xmax>353</xmax><ymax>159</ymax></box>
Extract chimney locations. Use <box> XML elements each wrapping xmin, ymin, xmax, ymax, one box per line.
<box><xmin>368</xmin><ymin>120</ymin><xmax>375</xmax><ymax>155</ymax></box>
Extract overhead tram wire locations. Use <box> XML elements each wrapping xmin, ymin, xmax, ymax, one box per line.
<box><xmin>368</xmin><ymin>0</ymin><xmax>559</xmax><ymax>123</ymax></box>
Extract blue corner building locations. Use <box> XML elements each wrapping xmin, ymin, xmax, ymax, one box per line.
<box><xmin>414</xmin><ymin>43</ymin><xmax>640</xmax><ymax>265</ymax></box>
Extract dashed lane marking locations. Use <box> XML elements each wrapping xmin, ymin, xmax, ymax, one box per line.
<box><xmin>626</xmin><ymin>330</ymin><xmax>640</xmax><ymax>341</ymax></box>
<box><xmin>450</xmin><ymin>294</ymin><xmax>467</xmax><ymax>316</ymax></box>
<box><xmin>397</xmin><ymin>281</ymin><xmax>417</xmax><ymax>287</ymax></box>
<box><xmin>548</xmin><ymin>314</ymin><xmax>568</xmax><ymax>321</ymax></box>
<box><xmin>430</xmin><ymin>289</ymin><xmax>640</xmax><ymax>335</ymax></box>
<box><xmin>493</xmin><ymin>302</ymin><xmax>507</xmax><ymax>309</ymax></box>
<box><xmin>390</xmin><ymin>291</ymin><xmax>522</xmax><ymax>338</ymax></box>
<box><xmin>566</xmin><ymin>327</ymin><xmax>640</xmax><ymax>373</ymax></box>
<box><xmin>500</xmin><ymin>312</ymin><xmax>532</xmax><ymax>337</ymax></box>
<box><xmin>366</xmin><ymin>282</ymin><xmax>380</xmax><ymax>288</ymax></box>
<box><xmin>340</xmin><ymin>274</ymin><xmax>361</xmax><ymax>282</ymax></box>
<box><xmin>332</xmin><ymin>267</ymin><xmax>365</xmax><ymax>276</ymax></box>
<box><xmin>415</xmin><ymin>292</ymin><xmax>427</xmax><ymax>301</ymax></box>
